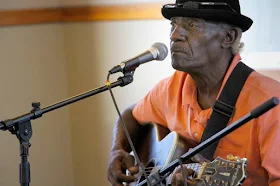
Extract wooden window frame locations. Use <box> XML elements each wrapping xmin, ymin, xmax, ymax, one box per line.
<box><xmin>0</xmin><ymin>3</ymin><xmax>165</xmax><ymax>26</ymax></box>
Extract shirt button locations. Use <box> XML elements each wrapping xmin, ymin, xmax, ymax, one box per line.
<box><xmin>193</xmin><ymin>132</ymin><xmax>198</xmax><ymax>137</ymax></box>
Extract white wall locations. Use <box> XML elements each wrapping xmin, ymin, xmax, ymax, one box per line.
<box><xmin>0</xmin><ymin>24</ymin><xmax>73</xmax><ymax>186</ymax></box>
<box><xmin>240</xmin><ymin>0</ymin><xmax>280</xmax><ymax>69</ymax></box>
<box><xmin>0</xmin><ymin>1</ymin><xmax>73</xmax><ymax>186</ymax></box>
<box><xmin>241</xmin><ymin>0</ymin><xmax>280</xmax><ymax>53</ymax></box>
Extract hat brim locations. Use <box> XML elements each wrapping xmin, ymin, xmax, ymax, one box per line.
<box><xmin>162</xmin><ymin>7</ymin><xmax>253</xmax><ymax>32</ymax></box>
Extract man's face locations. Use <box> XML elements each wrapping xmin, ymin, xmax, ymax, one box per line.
<box><xmin>170</xmin><ymin>17</ymin><xmax>224</xmax><ymax>72</ymax></box>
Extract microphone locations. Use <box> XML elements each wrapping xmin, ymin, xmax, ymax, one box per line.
<box><xmin>109</xmin><ymin>43</ymin><xmax>168</xmax><ymax>74</ymax></box>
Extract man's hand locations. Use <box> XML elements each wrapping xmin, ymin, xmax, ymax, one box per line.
<box><xmin>190</xmin><ymin>152</ymin><xmax>211</xmax><ymax>164</ymax></box>
<box><xmin>107</xmin><ymin>150</ymin><xmax>139</xmax><ymax>186</ymax></box>
<box><xmin>169</xmin><ymin>152</ymin><xmax>210</xmax><ymax>186</ymax></box>
<box><xmin>169</xmin><ymin>165</ymin><xmax>205</xmax><ymax>186</ymax></box>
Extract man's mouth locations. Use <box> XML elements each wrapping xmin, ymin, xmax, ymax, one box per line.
<box><xmin>171</xmin><ymin>49</ymin><xmax>188</xmax><ymax>55</ymax></box>
<box><xmin>171</xmin><ymin>45</ymin><xmax>189</xmax><ymax>54</ymax></box>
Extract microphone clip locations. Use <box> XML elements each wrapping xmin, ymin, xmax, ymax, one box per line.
<box><xmin>118</xmin><ymin>71</ymin><xmax>135</xmax><ymax>87</ymax></box>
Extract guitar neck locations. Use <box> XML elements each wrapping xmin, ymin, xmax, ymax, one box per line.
<box><xmin>136</xmin><ymin>160</ymin><xmax>202</xmax><ymax>186</ymax></box>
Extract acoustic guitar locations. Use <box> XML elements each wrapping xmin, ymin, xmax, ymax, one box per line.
<box><xmin>129</xmin><ymin>123</ymin><xmax>247</xmax><ymax>186</ymax></box>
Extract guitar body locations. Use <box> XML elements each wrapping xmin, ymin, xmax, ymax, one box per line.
<box><xmin>129</xmin><ymin>123</ymin><xmax>248</xmax><ymax>186</ymax></box>
<box><xmin>134</xmin><ymin>123</ymin><xmax>197</xmax><ymax>166</ymax></box>
<box><xmin>129</xmin><ymin>123</ymin><xmax>197</xmax><ymax>186</ymax></box>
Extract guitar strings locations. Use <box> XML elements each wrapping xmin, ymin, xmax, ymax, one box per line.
<box><xmin>140</xmin><ymin>163</ymin><xmax>202</xmax><ymax>178</ymax></box>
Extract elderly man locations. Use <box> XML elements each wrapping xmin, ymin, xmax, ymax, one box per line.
<box><xmin>107</xmin><ymin>0</ymin><xmax>280</xmax><ymax>186</ymax></box>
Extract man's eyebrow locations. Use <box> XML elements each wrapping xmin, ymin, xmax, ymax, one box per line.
<box><xmin>183</xmin><ymin>18</ymin><xmax>205</xmax><ymax>23</ymax></box>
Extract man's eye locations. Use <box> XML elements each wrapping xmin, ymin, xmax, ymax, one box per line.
<box><xmin>170</xmin><ymin>22</ymin><xmax>176</xmax><ymax>31</ymax></box>
<box><xmin>189</xmin><ymin>23</ymin><xmax>194</xmax><ymax>27</ymax></box>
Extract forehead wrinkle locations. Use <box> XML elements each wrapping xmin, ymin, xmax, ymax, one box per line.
<box><xmin>170</xmin><ymin>17</ymin><xmax>207</xmax><ymax>33</ymax></box>
<box><xmin>171</xmin><ymin>17</ymin><xmax>206</xmax><ymax>23</ymax></box>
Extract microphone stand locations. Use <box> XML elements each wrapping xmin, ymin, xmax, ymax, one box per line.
<box><xmin>0</xmin><ymin>74</ymin><xmax>134</xmax><ymax>186</ymax></box>
<box><xmin>136</xmin><ymin>97</ymin><xmax>279</xmax><ymax>186</ymax></box>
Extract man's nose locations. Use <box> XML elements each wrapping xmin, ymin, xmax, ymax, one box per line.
<box><xmin>170</xmin><ymin>25</ymin><xmax>187</xmax><ymax>42</ymax></box>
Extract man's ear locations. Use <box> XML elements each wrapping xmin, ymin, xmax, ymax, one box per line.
<box><xmin>221</xmin><ymin>28</ymin><xmax>238</xmax><ymax>49</ymax></box>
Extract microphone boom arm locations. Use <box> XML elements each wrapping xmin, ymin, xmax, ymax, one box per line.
<box><xmin>0</xmin><ymin>75</ymin><xmax>133</xmax><ymax>131</ymax></box>
<box><xmin>0</xmin><ymin>73</ymin><xmax>134</xmax><ymax>186</ymax></box>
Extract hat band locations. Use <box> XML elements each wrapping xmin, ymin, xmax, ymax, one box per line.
<box><xmin>163</xmin><ymin>2</ymin><xmax>237</xmax><ymax>13</ymax></box>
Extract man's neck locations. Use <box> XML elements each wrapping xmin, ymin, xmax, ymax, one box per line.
<box><xmin>189</xmin><ymin>54</ymin><xmax>233</xmax><ymax>109</ymax></box>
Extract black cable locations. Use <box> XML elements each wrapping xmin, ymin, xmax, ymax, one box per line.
<box><xmin>178</xmin><ymin>158</ymin><xmax>188</xmax><ymax>186</ymax></box>
<box><xmin>106</xmin><ymin>73</ymin><xmax>153</xmax><ymax>186</ymax></box>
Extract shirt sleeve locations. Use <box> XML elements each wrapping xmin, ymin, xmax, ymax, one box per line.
<box><xmin>258</xmin><ymin>98</ymin><xmax>280</xmax><ymax>185</ymax></box>
<box><xmin>132</xmin><ymin>77</ymin><xmax>170</xmax><ymax>127</ymax></box>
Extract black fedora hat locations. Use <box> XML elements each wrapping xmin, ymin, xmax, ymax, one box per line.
<box><xmin>162</xmin><ymin>0</ymin><xmax>253</xmax><ymax>32</ymax></box>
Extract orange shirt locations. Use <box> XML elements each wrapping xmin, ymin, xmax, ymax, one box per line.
<box><xmin>132</xmin><ymin>54</ymin><xmax>280</xmax><ymax>186</ymax></box>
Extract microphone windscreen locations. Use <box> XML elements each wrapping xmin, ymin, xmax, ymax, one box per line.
<box><xmin>151</xmin><ymin>43</ymin><xmax>168</xmax><ymax>61</ymax></box>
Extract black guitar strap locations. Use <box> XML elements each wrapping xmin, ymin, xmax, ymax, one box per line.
<box><xmin>199</xmin><ymin>62</ymin><xmax>254</xmax><ymax>160</ymax></box>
